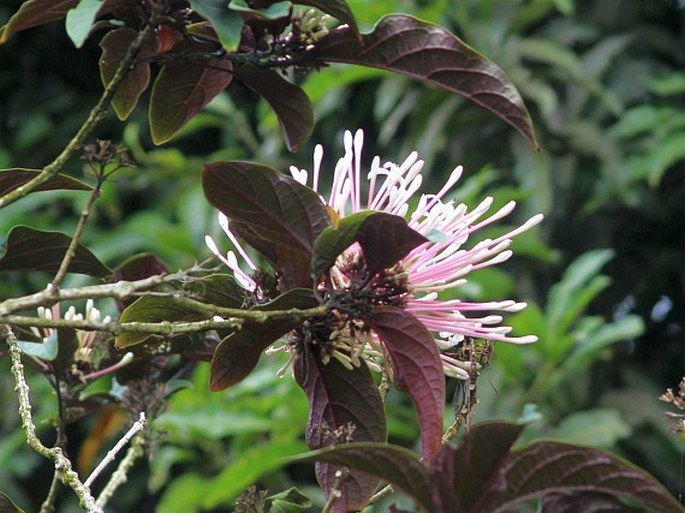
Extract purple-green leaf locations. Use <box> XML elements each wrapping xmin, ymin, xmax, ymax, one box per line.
<box><xmin>482</xmin><ymin>440</ymin><xmax>685</xmax><ymax>513</ymax></box>
<box><xmin>310</xmin><ymin>210</ymin><xmax>378</xmax><ymax>278</ymax></box>
<box><xmin>0</xmin><ymin>0</ymin><xmax>78</xmax><ymax>44</ymax></box>
<box><xmin>149</xmin><ymin>43</ymin><xmax>233</xmax><ymax>144</ymax></box>
<box><xmin>0</xmin><ymin>168</ymin><xmax>92</xmax><ymax>196</ymax></box>
<box><xmin>291</xmin><ymin>443</ymin><xmax>433</xmax><ymax>513</ymax></box>
<box><xmin>366</xmin><ymin>306</ymin><xmax>444</xmax><ymax>461</ymax></box>
<box><xmin>0</xmin><ymin>226</ymin><xmax>111</xmax><ymax>277</ymax></box>
<box><xmin>115</xmin><ymin>295</ymin><xmax>206</xmax><ymax>348</ymax></box>
<box><xmin>294</xmin><ymin>353</ymin><xmax>387</xmax><ymax>513</ymax></box>
<box><xmin>210</xmin><ymin>288</ymin><xmax>319</xmax><ymax>390</ymax></box>
<box><xmin>235</xmin><ymin>64</ymin><xmax>314</xmax><ymax>151</ymax></box>
<box><xmin>99</xmin><ymin>27</ymin><xmax>156</xmax><ymax>120</ymax></box>
<box><xmin>314</xmin><ymin>15</ymin><xmax>539</xmax><ymax>148</ymax></box>
<box><xmin>203</xmin><ymin>161</ymin><xmax>331</xmax><ymax>287</ymax></box>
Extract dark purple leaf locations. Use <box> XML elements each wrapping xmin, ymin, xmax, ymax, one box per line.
<box><xmin>366</xmin><ymin>306</ymin><xmax>444</xmax><ymax>461</ymax></box>
<box><xmin>291</xmin><ymin>443</ymin><xmax>433</xmax><ymax>513</ymax></box>
<box><xmin>149</xmin><ymin>42</ymin><xmax>233</xmax><ymax>144</ymax></box>
<box><xmin>210</xmin><ymin>288</ymin><xmax>319</xmax><ymax>390</ymax></box>
<box><xmin>0</xmin><ymin>168</ymin><xmax>92</xmax><ymax>197</ymax></box>
<box><xmin>356</xmin><ymin>212</ymin><xmax>427</xmax><ymax>278</ymax></box>
<box><xmin>294</xmin><ymin>0</ymin><xmax>358</xmax><ymax>34</ymax></box>
<box><xmin>541</xmin><ymin>492</ymin><xmax>644</xmax><ymax>513</ymax></box>
<box><xmin>481</xmin><ymin>438</ymin><xmax>685</xmax><ymax>513</ymax></box>
<box><xmin>428</xmin><ymin>422</ymin><xmax>525</xmax><ymax>513</ymax></box>
<box><xmin>314</xmin><ymin>15</ymin><xmax>538</xmax><ymax>148</ymax></box>
<box><xmin>235</xmin><ymin>64</ymin><xmax>314</xmax><ymax>151</ymax></box>
<box><xmin>294</xmin><ymin>352</ymin><xmax>387</xmax><ymax>513</ymax></box>
<box><xmin>203</xmin><ymin>161</ymin><xmax>331</xmax><ymax>288</ymax></box>
<box><xmin>99</xmin><ymin>28</ymin><xmax>157</xmax><ymax>121</ymax></box>
<box><xmin>0</xmin><ymin>0</ymin><xmax>78</xmax><ymax>44</ymax></box>
<box><xmin>0</xmin><ymin>226</ymin><xmax>111</xmax><ymax>277</ymax></box>
<box><xmin>210</xmin><ymin>318</ymin><xmax>295</xmax><ymax>391</ymax></box>
<box><xmin>112</xmin><ymin>253</ymin><xmax>169</xmax><ymax>310</ymax></box>
<box><xmin>0</xmin><ymin>491</ymin><xmax>26</xmax><ymax>513</ymax></box>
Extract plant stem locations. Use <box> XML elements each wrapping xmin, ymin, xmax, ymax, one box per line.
<box><xmin>0</xmin><ymin>21</ymin><xmax>154</xmax><ymax>210</ymax></box>
<box><xmin>1</xmin><ymin>324</ymin><xmax>102</xmax><ymax>513</ymax></box>
<box><xmin>95</xmin><ymin>430</ymin><xmax>146</xmax><ymax>510</ymax></box>
<box><xmin>39</xmin><ymin>472</ymin><xmax>61</xmax><ymax>513</ymax></box>
<box><xmin>52</xmin><ymin>178</ymin><xmax>104</xmax><ymax>288</ymax></box>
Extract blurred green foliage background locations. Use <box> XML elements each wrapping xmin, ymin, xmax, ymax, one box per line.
<box><xmin>1</xmin><ymin>0</ymin><xmax>684</xmax><ymax>511</ymax></box>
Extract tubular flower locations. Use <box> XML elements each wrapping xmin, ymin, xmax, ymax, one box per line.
<box><xmin>206</xmin><ymin>129</ymin><xmax>543</xmax><ymax>379</ymax></box>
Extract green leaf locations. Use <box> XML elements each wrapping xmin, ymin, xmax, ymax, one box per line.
<box><xmin>310</xmin><ymin>210</ymin><xmax>378</xmax><ymax>277</ymax></box>
<box><xmin>229</xmin><ymin>0</ymin><xmax>291</xmax><ymax>19</ymax></box>
<box><xmin>99</xmin><ymin>28</ymin><xmax>155</xmax><ymax>121</ymax></box>
<box><xmin>0</xmin><ymin>492</ymin><xmax>26</xmax><ymax>513</ymax></box>
<box><xmin>0</xmin><ymin>226</ymin><xmax>111</xmax><ymax>277</ymax></box>
<box><xmin>366</xmin><ymin>306</ymin><xmax>444</xmax><ymax>461</ymax></box>
<box><xmin>116</xmin><ymin>295</ymin><xmax>206</xmax><ymax>348</ymax></box>
<box><xmin>202</xmin><ymin>161</ymin><xmax>331</xmax><ymax>288</ymax></box>
<box><xmin>295</xmin><ymin>0</ymin><xmax>358</xmax><ymax>34</ymax></box>
<box><xmin>235</xmin><ymin>65</ymin><xmax>314</xmax><ymax>151</ymax></box>
<box><xmin>0</xmin><ymin>0</ymin><xmax>78</xmax><ymax>44</ymax></box>
<box><xmin>149</xmin><ymin>43</ymin><xmax>233</xmax><ymax>144</ymax></box>
<box><xmin>65</xmin><ymin>0</ymin><xmax>102</xmax><ymax>48</ymax></box>
<box><xmin>188</xmin><ymin>0</ymin><xmax>243</xmax><ymax>51</ymax></box>
<box><xmin>291</xmin><ymin>443</ymin><xmax>433</xmax><ymax>513</ymax></box>
<box><xmin>0</xmin><ymin>168</ymin><xmax>92</xmax><ymax>197</ymax></box>
<box><xmin>17</xmin><ymin>331</ymin><xmax>59</xmax><ymax>361</ymax></box>
<box><xmin>315</xmin><ymin>14</ymin><xmax>538</xmax><ymax>148</ymax></box>
<box><xmin>294</xmin><ymin>355</ymin><xmax>387</xmax><ymax>513</ymax></box>
<box><xmin>553</xmin><ymin>408</ymin><xmax>631</xmax><ymax>449</ymax></box>
<box><xmin>268</xmin><ymin>488</ymin><xmax>312</xmax><ymax>513</ymax></box>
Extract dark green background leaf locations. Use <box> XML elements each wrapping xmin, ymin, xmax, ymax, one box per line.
<box><xmin>314</xmin><ymin>15</ymin><xmax>538</xmax><ymax>148</ymax></box>
<box><xmin>0</xmin><ymin>226</ymin><xmax>111</xmax><ymax>277</ymax></box>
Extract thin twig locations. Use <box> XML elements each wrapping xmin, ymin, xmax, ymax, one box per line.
<box><xmin>95</xmin><ymin>430</ymin><xmax>146</xmax><ymax>510</ymax></box>
<box><xmin>321</xmin><ymin>469</ymin><xmax>347</xmax><ymax>513</ymax></box>
<box><xmin>0</xmin><ymin>21</ymin><xmax>155</xmax><ymax>209</ymax></box>
<box><xmin>52</xmin><ymin>177</ymin><xmax>104</xmax><ymax>288</ymax></box>
<box><xmin>84</xmin><ymin>413</ymin><xmax>147</xmax><ymax>489</ymax></box>
<box><xmin>39</xmin><ymin>472</ymin><xmax>61</xmax><ymax>513</ymax></box>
